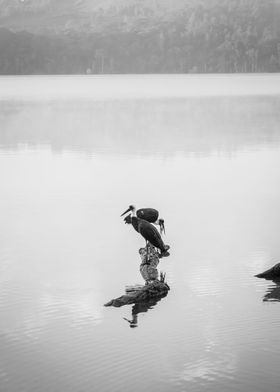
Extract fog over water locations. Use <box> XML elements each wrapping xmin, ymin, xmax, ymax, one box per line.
<box><xmin>1</xmin><ymin>75</ymin><xmax>280</xmax><ymax>392</ymax></box>
<box><xmin>1</xmin><ymin>74</ymin><xmax>280</xmax><ymax>100</ymax></box>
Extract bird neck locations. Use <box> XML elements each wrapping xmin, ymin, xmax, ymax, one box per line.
<box><xmin>131</xmin><ymin>208</ymin><xmax>137</xmax><ymax>217</ymax></box>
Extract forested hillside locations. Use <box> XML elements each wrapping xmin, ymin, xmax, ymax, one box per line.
<box><xmin>0</xmin><ymin>0</ymin><xmax>279</xmax><ymax>74</ymax></box>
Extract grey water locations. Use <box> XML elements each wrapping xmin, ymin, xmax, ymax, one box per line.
<box><xmin>1</xmin><ymin>75</ymin><xmax>280</xmax><ymax>392</ymax></box>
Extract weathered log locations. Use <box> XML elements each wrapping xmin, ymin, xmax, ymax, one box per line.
<box><xmin>255</xmin><ymin>263</ymin><xmax>280</xmax><ymax>280</ymax></box>
<box><xmin>104</xmin><ymin>279</ymin><xmax>169</xmax><ymax>307</ymax></box>
<box><xmin>139</xmin><ymin>245</ymin><xmax>160</xmax><ymax>282</ymax></box>
<box><xmin>104</xmin><ymin>243</ymin><xmax>169</xmax><ymax>308</ymax></box>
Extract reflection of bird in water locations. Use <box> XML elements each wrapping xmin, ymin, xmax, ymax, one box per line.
<box><xmin>123</xmin><ymin>206</ymin><xmax>170</xmax><ymax>258</ymax></box>
<box><xmin>123</xmin><ymin>296</ymin><xmax>167</xmax><ymax>328</ymax></box>
<box><xmin>121</xmin><ymin>205</ymin><xmax>165</xmax><ymax>235</ymax></box>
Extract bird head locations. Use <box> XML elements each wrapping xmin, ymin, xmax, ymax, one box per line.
<box><xmin>120</xmin><ymin>205</ymin><xmax>135</xmax><ymax>217</ymax></box>
<box><xmin>159</xmin><ymin>218</ymin><xmax>165</xmax><ymax>235</ymax></box>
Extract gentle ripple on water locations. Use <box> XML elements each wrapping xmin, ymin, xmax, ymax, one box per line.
<box><xmin>1</xmin><ymin>76</ymin><xmax>280</xmax><ymax>392</ymax></box>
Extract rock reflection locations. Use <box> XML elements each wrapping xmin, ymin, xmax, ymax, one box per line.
<box><xmin>263</xmin><ymin>281</ymin><xmax>280</xmax><ymax>303</ymax></box>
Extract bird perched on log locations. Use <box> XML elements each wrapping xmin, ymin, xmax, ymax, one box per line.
<box><xmin>121</xmin><ymin>205</ymin><xmax>165</xmax><ymax>234</ymax></box>
<box><xmin>124</xmin><ymin>205</ymin><xmax>169</xmax><ymax>258</ymax></box>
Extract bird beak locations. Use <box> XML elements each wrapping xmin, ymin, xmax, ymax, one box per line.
<box><xmin>160</xmin><ymin>222</ymin><xmax>166</xmax><ymax>235</ymax></box>
<box><xmin>120</xmin><ymin>207</ymin><xmax>132</xmax><ymax>217</ymax></box>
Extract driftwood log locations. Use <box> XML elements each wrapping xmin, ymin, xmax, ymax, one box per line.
<box><xmin>255</xmin><ymin>263</ymin><xmax>280</xmax><ymax>280</ymax></box>
<box><xmin>104</xmin><ymin>243</ymin><xmax>170</xmax><ymax>308</ymax></box>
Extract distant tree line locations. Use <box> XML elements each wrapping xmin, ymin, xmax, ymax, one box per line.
<box><xmin>0</xmin><ymin>0</ymin><xmax>280</xmax><ymax>74</ymax></box>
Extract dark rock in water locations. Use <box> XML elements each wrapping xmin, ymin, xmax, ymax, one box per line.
<box><xmin>255</xmin><ymin>263</ymin><xmax>280</xmax><ymax>280</ymax></box>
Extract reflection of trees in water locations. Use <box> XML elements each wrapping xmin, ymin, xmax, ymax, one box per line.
<box><xmin>1</xmin><ymin>96</ymin><xmax>280</xmax><ymax>156</ymax></box>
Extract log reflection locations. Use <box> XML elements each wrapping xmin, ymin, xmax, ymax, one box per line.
<box><xmin>123</xmin><ymin>295</ymin><xmax>168</xmax><ymax>328</ymax></box>
<box><xmin>104</xmin><ymin>243</ymin><xmax>170</xmax><ymax>326</ymax></box>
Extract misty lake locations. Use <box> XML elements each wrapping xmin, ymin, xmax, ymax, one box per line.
<box><xmin>1</xmin><ymin>74</ymin><xmax>280</xmax><ymax>392</ymax></box>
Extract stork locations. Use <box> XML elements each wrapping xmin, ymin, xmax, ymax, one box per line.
<box><xmin>121</xmin><ymin>205</ymin><xmax>165</xmax><ymax>234</ymax></box>
<box><xmin>124</xmin><ymin>206</ymin><xmax>169</xmax><ymax>259</ymax></box>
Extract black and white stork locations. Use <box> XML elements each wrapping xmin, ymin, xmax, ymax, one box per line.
<box><xmin>122</xmin><ymin>206</ymin><xmax>169</xmax><ymax>258</ymax></box>
<box><xmin>121</xmin><ymin>205</ymin><xmax>165</xmax><ymax>234</ymax></box>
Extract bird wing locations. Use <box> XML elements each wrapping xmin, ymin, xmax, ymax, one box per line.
<box><xmin>131</xmin><ymin>217</ymin><xmax>140</xmax><ymax>232</ymax></box>
<box><xmin>138</xmin><ymin>220</ymin><xmax>165</xmax><ymax>251</ymax></box>
<box><xmin>137</xmin><ymin>208</ymin><xmax>159</xmax><ymax>223</ymax></box>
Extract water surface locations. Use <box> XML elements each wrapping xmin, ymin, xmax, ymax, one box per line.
<box><xmin>1</xmin><ymin>75</ymin><xmax>280</xmax><ymax>392</ymax></box>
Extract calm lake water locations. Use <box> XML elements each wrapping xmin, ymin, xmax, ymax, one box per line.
<box><xmin>1</xmin><ymin>75</ymin><xmax>280</xmax><ymax>392</ymax></box>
